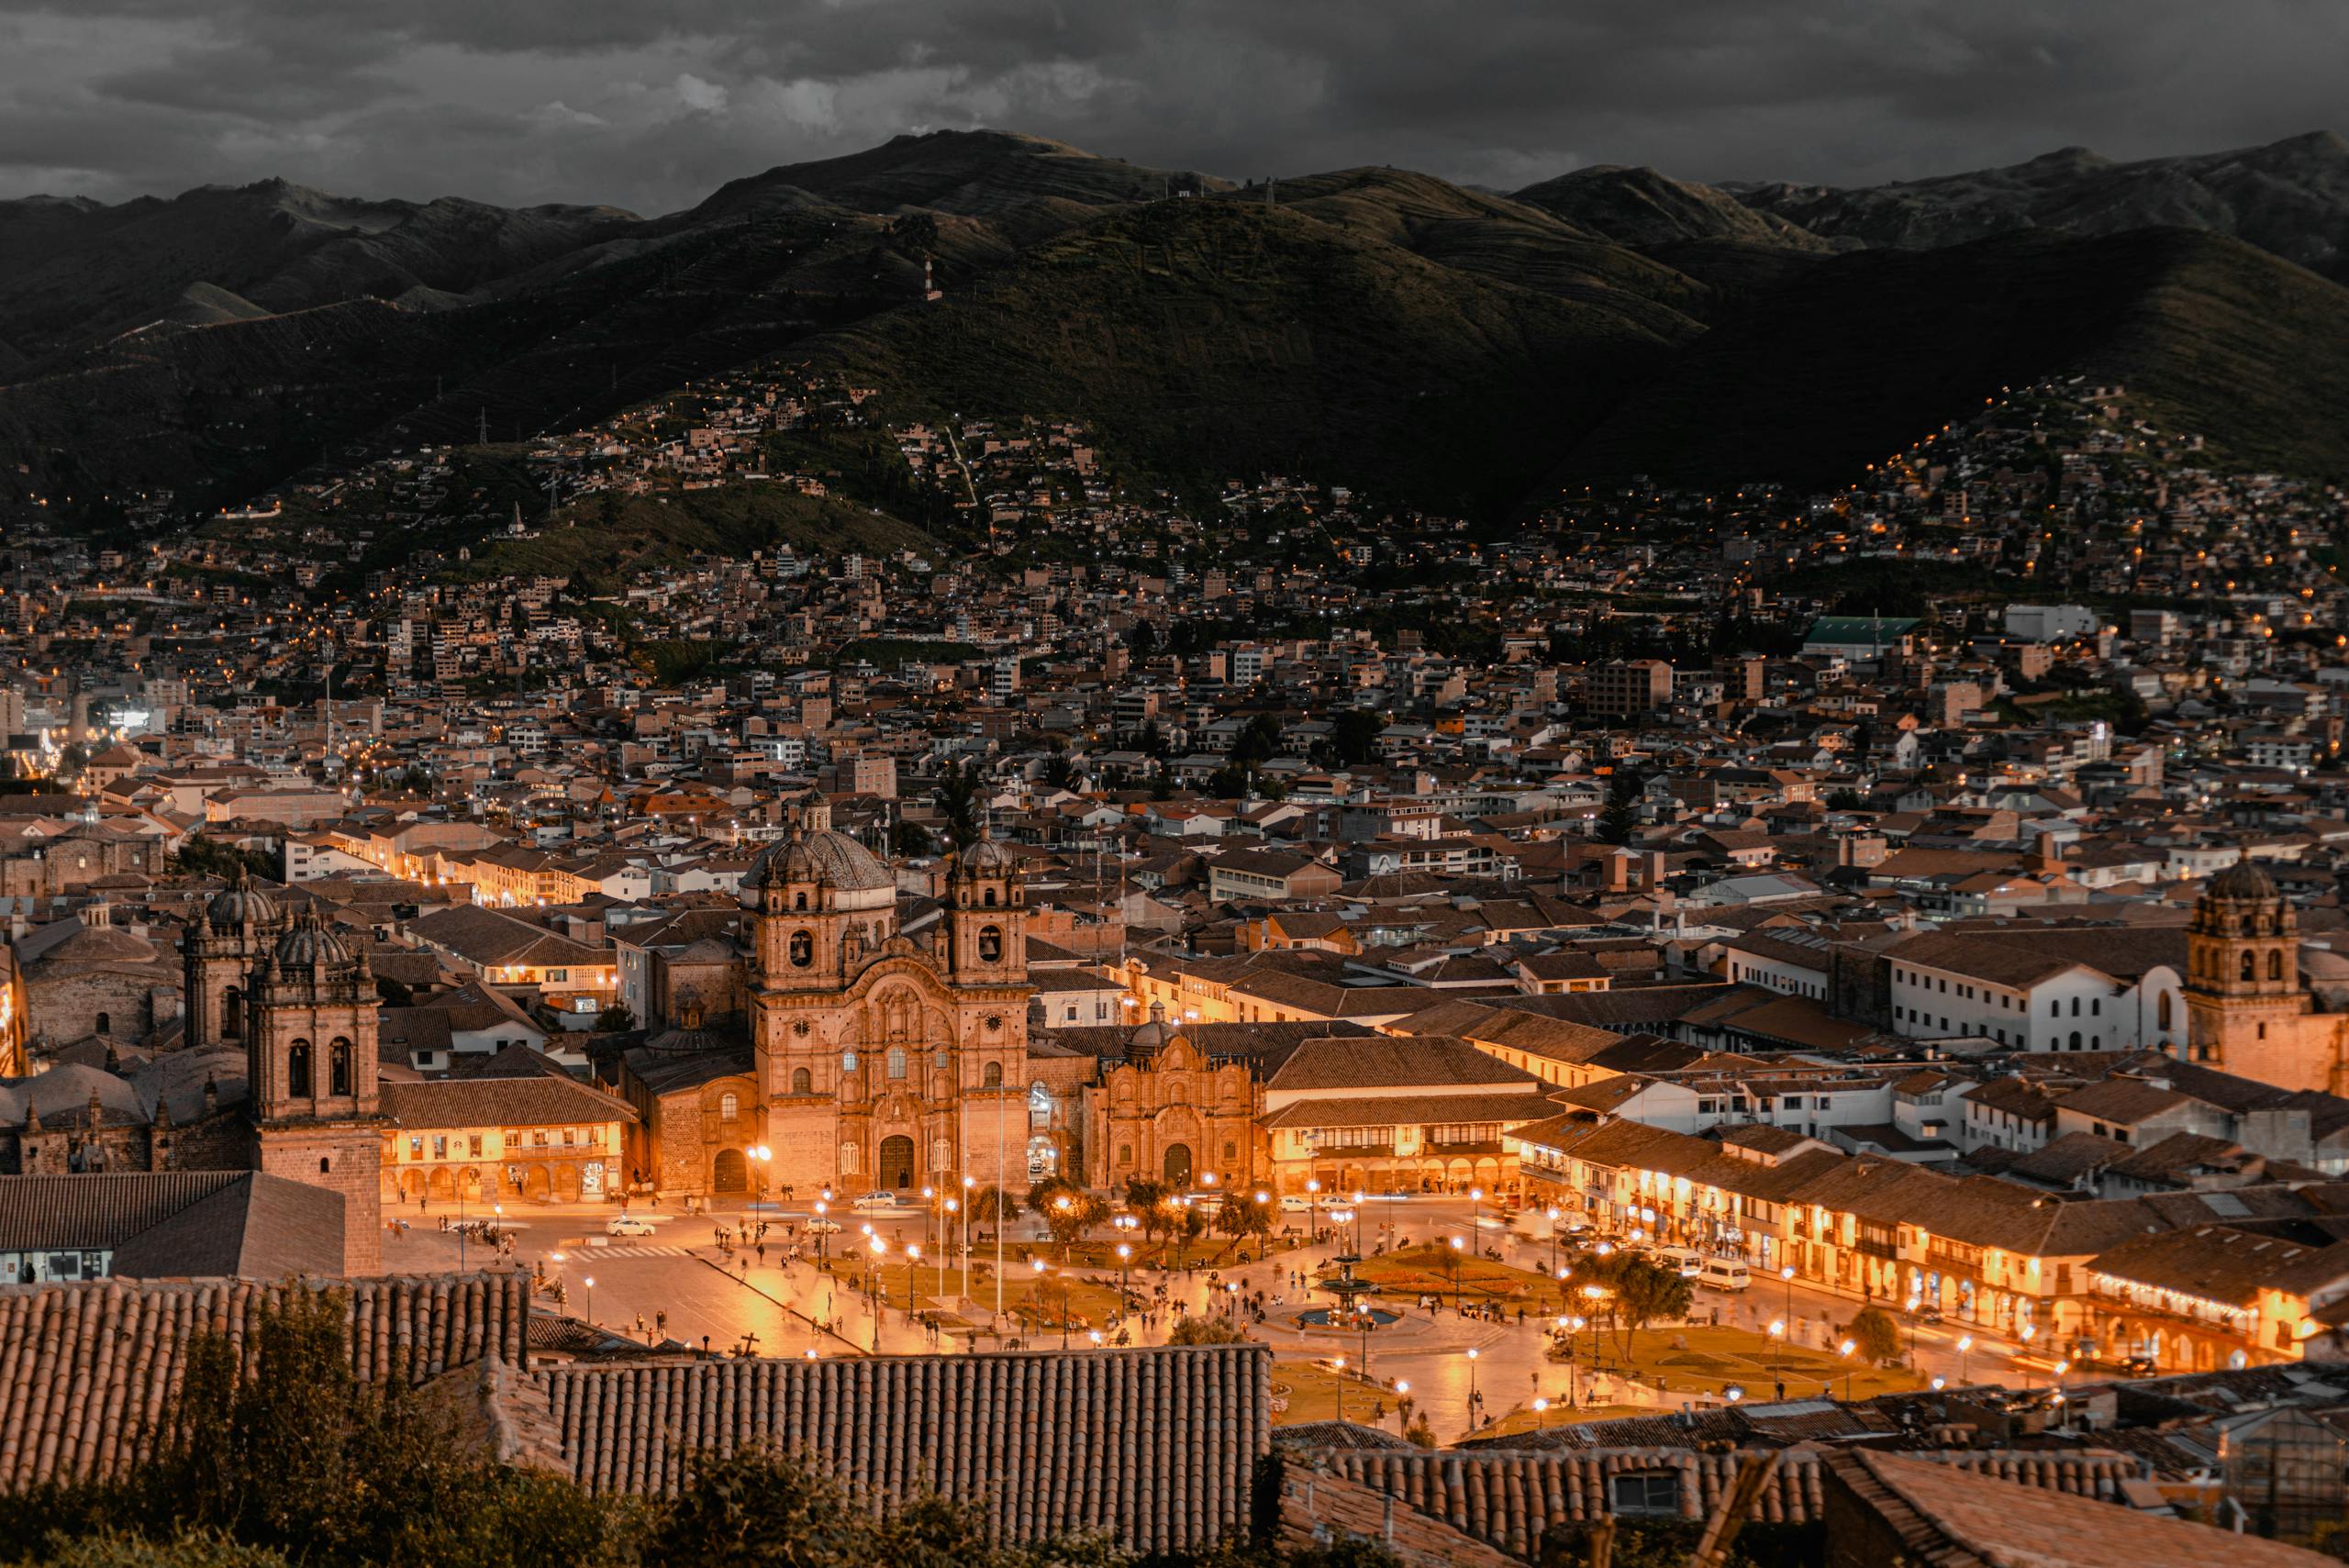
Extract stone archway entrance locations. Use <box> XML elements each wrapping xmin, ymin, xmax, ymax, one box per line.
<box><xmin>1163</xmin><ymin>1143</ymin><xmax>1194</xmax><ymax>1186</ymax></box>
<box><xmin>712</xmin><ymin>1148</ymin><xmax>748</xmax><ymax>1194</ymax></box>
<box><xmin>879</xmin><ymin>1135</ymin><xmax>916</xmax><ymax>1191</ymax></box>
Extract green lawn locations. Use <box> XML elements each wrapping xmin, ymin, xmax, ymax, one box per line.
<box><xmin>1552</xmin><ymin>1324</ymin><xmax>1920</xmax><ymax>1404</ymax></box>
<box><xmin>1351</xmin><ymin>1242</ymin><xmax>1576</xmax><ymax>1314</ymax></box>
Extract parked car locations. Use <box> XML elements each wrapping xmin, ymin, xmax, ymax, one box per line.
<box><xmin>2119</xmin><ymin>1353</ymin><xmax>2159</xmax><ymax>1377</ymax></box>
<box><xmin>803</xmin><ymin>1218</ymin><xmax>842</xmax><ymax>1236</ymax></box>
<box><xmin>1279</xmin><ymin>1195</ymin><xmax>1314</xmax><ymax>1213</ymax></box>
<box><xmin>851</xmin><ymin>1191</ymin><xmax>902</xmax><ymax>1211</ymax></box>
<box><xmin>606</xmin><ymin>1215</ymin><xmax>656</xmax><ymax>1237</ymax></box>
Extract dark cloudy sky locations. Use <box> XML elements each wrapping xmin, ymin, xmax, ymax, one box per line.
<box><xmin>3</xmin><ymin>0</ymin><xmax>2341</xmax><ymax>213</ymax></box>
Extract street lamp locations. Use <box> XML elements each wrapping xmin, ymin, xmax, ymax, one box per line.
<box><xmin>906</xmin><ymin>1244</ymin><xmax>921</xmax><ymax>1318</ymax></box>
<box><xmin>1393</xmin><ymin>1379</ymin><xmax>1409</xmax><ymax>1434</ymax></box>
<box><xmin>1779</xmin><ymin>1263</ymin><xmax>1796</xmax><ymax>1329</ymax></box>
<box><xmin>751</xmin><ymin>1145</ymin><xmax>772</xmax><ymax>1207</ymax></box>
<box><xmin>867</xmin><ymin>1237</ymin><xmax>886</xmax><ymax>1351</ymax></box>
<box><xmin>1465</xmin><ymin>1346</ymin><xmax>1481</xmax><ymax>1429</ymax></box>
<box><xmin>1469</xmin><ymin>1186</ymin><xmax>1484</xmax><ymax>1252</ymax></box>
<box><xmin>2019</xmin><ymin>1324</ymin><xmax>2038</xmax><ymax>1391</ymax></box>
<box><xmin>1116</xmin><ymin>1242</ymin><xmax>1132</xmax><ymax>1332</ymax></box>
<box><xmin>1839</xmin><ymin>1339</ymin><xmax>1857</xmax><ymax>1401</ymax></box>
<box><xmin>1449</xmin><ymin>1235</ymin><xmax>1465</xmax><ymax>1311</ymax></box>
<box><xmin>1956</xmin><ymin>1334</ymin><xmax>1973</xmax><ymax>1385</ymax></box>
<box><xmin>1332</xmin><ymin>1355</ymin><xmax>1346</xmax><ymax>1423</ymax></box>
<box><xmin>1533</xmin><ymin>1396</ymin><xmax>1549</xmax><ymax>1430</ymax></box>
<box><xmin>1307</xmin><ymin>1177</ymin><xmax>1320</xmax><ymax>1241</ymax></box>
<box><xmin>583</xmin><ymin>1275</ymin><xmax>595</xmax><ymax>1323</ymax></box>
<box><xmin>1546</xmin><ymin>1206</ymin><xmax>1563</xmax><ymax>1279</ymax></box>
<box><xmin>814</xmin><ymin>1199</ymin><xmax>830</xmax><ymax>1262</ymax></box>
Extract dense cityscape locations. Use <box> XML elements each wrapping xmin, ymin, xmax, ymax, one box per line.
<box><xmin>8</xmin><ymin>13</ymin><xmax>2349</xmax><ymax>1554</ymax></box>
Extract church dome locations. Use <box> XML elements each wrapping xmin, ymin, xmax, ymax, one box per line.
<box><xmin>2206</xmin><ymin>860</ymin><xmax>2279</xmax><ymax>902</ymax></box>
<box><xmin>953</xmin><ymin>828</ymin><xmax>1018</xmax><ymax>878</ymax></box>
<box><xmin>206</xmin><ymin>874</ymin><xmax>279</xmax><ymax>931</ymax></box>
<box><xmin>1127</xmin><ymin>1000</ymin><xmax>1173</xmax><ymax>1054</ymax></box>
<box><xmin>739</xmin><ymin>825</ymin><xmax>896</xmax><ymax>911</ymax></box>
<box><xmin>273</xmin><ymin>912</ymin><xmax>354</xmax><ymax>969</ymax></box>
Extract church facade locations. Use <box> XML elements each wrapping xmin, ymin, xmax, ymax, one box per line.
<box><xmin>738</xmin><ymin>811</ymin><xmax>1037</xmax><ymax>1198</ymax></box>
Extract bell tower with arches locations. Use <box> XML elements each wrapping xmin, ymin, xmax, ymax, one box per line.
<box><xmin>946</xmin><ymin>828</ymin><xmax>1026</xmax><ymax>987</ymax></box>
<box><xmin>247</xmin><ymin>909</ymin><xmax>384</xmax><ymax>1274</ymax></box>
<box><xmin>183</xmin><ymin>868</ymin><xmax>279</xmax><ymax>1051</ymax></box>
<box><xmin>2185</xmin><ymin>860</ymin><xmax>2317</xmax><ymax>1084</ymax></box>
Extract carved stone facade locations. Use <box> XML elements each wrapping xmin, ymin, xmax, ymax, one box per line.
<box><xmin>739</xmin><ymin>813</ymin><xmax>1036</xmax><ymax>1197</ymax></box>
<box><xmin>1085</xmin><ymin>1006</ymin><xmax>1259</xmax><ymax>1191</ymax></box>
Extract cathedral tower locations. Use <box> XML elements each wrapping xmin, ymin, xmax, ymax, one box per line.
<box><xmin>946</xmin><ymin>828</ymin><xmax>1026</xmax><ymax>986</ymax></box>
<box><xmin>2184</xmin><ymin>860</ymin><xmax>2318</xmax><ymax>1084</ymax></box>
<box><xmin>247</xmin><ymin>909</ymin><xmax>384</xmax><ymax>1274</ymax></box>
<box><xmin>183</xmin><ymin>869</ymin><xmax>278</xmax><ymax>1051</ymax></box>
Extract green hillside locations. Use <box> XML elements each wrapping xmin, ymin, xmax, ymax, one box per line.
<box><xmin>815</xmin><ymin>196</ymin><xmax>1697</xmax><ymax>517</ymax></box>
<box><xmin>457</xmin><ymin>484</ymin><xmax>935</xmax><ymax>585</ymax></box>
<box><xmin>1553</xmin><ymin>227</ymin><xmax>2349</xmax><ymax>492</ymax></box>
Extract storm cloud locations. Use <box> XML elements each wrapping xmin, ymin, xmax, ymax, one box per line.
<box><xmin>1</xmin><ymin>0</ymin><xmax>2341</xmax><ymax>213</ymax></box>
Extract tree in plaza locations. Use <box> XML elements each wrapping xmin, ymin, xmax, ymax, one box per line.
<box><xmin>1591</xmin><ymin>1254</ymin><xmax>1694</xmax><ymax>1362</ymax></box>
<box><xmin>1028</xmin><ymin>1177</ymin><xmax>1108</xmax><ymax>1260</ymax></box>
<box><xmin>1178</xmin><ymin>1204</ymin><xmax>1209</xmax><ymax>1250</ymax></box>
<box><xmin>966</xmin><ymin>1184</ymin><xmax>1019</xmax><ymax>1237</ymax></box>
<box><xmin>1166</xmin><ymin>1316</ymin><xmax>1249</xmax><ymax>1347</ymax></box>
<box><xmin>1121</xmin><ymin>1177</ymin><xmax>1174</xmax><ymax>1245</ymax></box>
<box><xmin>1213</xmin><ymin>1188</ymin><xmax>1273</xmax><ymax>1253</ymax></box>
<box><xmin>1845</xmin><ymin>1305</ymin><xmax>1902</xmax><ymax>1367</ymax></box>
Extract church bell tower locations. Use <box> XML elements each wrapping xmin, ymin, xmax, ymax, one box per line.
<box><xmin>248</xmin><ymin>909</ymin><xmax>384</xmax><ymax>1275</ymax></box>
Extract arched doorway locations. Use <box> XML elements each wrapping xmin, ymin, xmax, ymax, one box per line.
<box><xmin>712</xmin><ymin>1148</ymin><xmax>748</xmax><ymax>1193</ymax></box>
<box><xmin>1163</xmin><ymin>1143</ymin><xmax>1194</xmax><ymax>1186</ymax></box>
<box><xmin>879</xmin><ymin>1135</ymin><xmax>916</xmax><ymax>1191</ymax></box>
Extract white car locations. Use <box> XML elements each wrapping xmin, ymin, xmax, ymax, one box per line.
<box><xmin>605</xmin><ymin>1215</ymin><xmax>656</xmax><ymax>1237</ymax></box>
<box><xmin>803</xmin><ymin>1218</ymin><xmax>842</xmax><ymax>1235</ymax></box>
<box><xmin>1279</xmin><ymin>1195</ymin><xmax>1314</xmax><ymax>1214</ymax></box>
<box><xmin>850</xmin><ymin>1191</ymin><xmax>902</xmax><ymax>1211</ymax></box>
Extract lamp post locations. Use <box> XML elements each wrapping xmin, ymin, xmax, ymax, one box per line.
<box><xmin>813</xmin><ymin>1199</ymin><xmax>830</xmax><ymax>1262</ymax></box>
<box><xmin>1465</xmin><ymin>1346</ymin><xmax>1481</xmax><ymax>1429</ymax></box>
<box><xmin>2019</xmin><ymin>1324</ymin><xmax>2038</xmax><ymax>1391</ymax></box>
<box><xmin>1393</xmin><ymin>1380</ymin><xmax>1409</xmax><ymax>1435</ymax></box>
<box><xmin>1779</xmin><ymin>1262</ymin><xmax>1797</xmax><ymax>1332</ymax></box>
<box><xmin>1956</xmin><ymin>1334</ymin><xmax>1973</xmax><ymax>1386</ymax></box>
<box><xmin>1469</xmin><ymin>1185</ymin><xmax>1484</xmax><ymax>1254</ymax></box>
<box><xmin>751</xmin><ymin>1145</ymin><xmax>772</xmax><ymax>1207</ymax></box>
<box><xmin>1449</xmin><ymin>1234</ymin><xmax>1465</xmax><ymax>1312</ymax></box>
<box><xmin>906</xmin><ymin>1244</ymin><xmax>921</xmax><ymax>1318</ymax></box>
<box><xmin>583</xmin><ymin>1274</ymin><xmax>595</xmax><ymax>1324</ymax></box>
<box><xmin>1839</xmin><ymin>1339</ymin><xmax>1857</xmax><ymax>1401</ymax></box>
<box><xmin>1546</xmin><ymin>1206</ymin><xmax>1563</xmax><ymax>1279</ymax></box>
<box><xmin>942</xmin><ymin>1197</ymin><xmax>958</xmax><ymax>1301</ymax></box>
<box><xmin>867</xmin><ymin>1237</ymin><xmax>885</xmax><ymax>1351</ymax></box>
<box><xmin>1533</xmin><ymin>1396</ymin><xmax>1549</xmax><ymax>1431</ymax></box>
<box><xmin>1331</xmin><ymin>1355</ymin><xmax>1346</xmax><ymax>1423</ymax></box>
<box><xmin>1307</xmin><ymin>1177</ymin><xmax>1320</xmax><ymax>1244</ymax></box>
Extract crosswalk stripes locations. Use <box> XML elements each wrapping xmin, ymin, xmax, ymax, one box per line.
<box><xmin>583</xmin><ymin>1244</ymin><xmax>698</xmax><ymax>1260</ymax></box>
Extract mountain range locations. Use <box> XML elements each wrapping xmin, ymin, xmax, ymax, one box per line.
<box><xmin>6</xmin><ymin>127</ymin><xmax>2349</xmax><ymax>530</ymax></box>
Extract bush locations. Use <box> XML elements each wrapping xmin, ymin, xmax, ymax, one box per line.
<box><xmin>1845</xmin><ymin>1306</ymin><xmax>1902</xmax><ymax>1367</ymax></box>
<box><xmin>1167</xmin><ymin>1316</ymin><xmax>1250</xmax><ymax>1347</ymax></box>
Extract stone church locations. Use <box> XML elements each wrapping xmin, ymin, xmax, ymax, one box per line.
<box><xmin>620</xmin><ymin>807</ymin><xmax>1057</xmax><ymax>1203</ymax></box>
<box><xmin>2185</xmin><ymin>859</ymin><xmax>2349</xmax><ymax>1095</ymax></box>
<box><xmin>0</xmin><ymin>873</ymin><xmax>384</xmax><ymax>1276</ymax></box>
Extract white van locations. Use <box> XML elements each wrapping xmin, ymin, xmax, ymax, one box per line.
<box><xmin>1652</xmin><ymin>1246</ymin><xmax>1703</xmax><ymax>1277</ymax></box>
<box><xmin>1697</xmin><ymin>1257</ymin><xmax>1752</xmax><ymax>1292</ymax></box>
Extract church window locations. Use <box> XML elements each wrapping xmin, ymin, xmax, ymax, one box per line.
<box><xmin>95</xmin><ymin>1012</ymin><xmax>110</xmax><ymax>1037</ymax></box>
<box><xmin>2069</xmin><ymin>997</ymin><xmax>2080</xmax><ymax>1017</ymax></box>
<box><xmin>930</xmin><ymin>1137</ymin><xmax>952</xmax><ymax>1172</ymax></box>
<box><xmin>789</xmin><ymin>929</ymin><xmax>814</xmax><ymax>968</ymax></box>
<box><xmin>223</xmin><ymin>988</ymin><xmax>243</xmax><ymax>1041</ymax></box>
<box><xmin>2090</xmin><ymin>999</ymin><xmax>2101</xmax><ymax>1018</ymax></box>
<box><xmin>1119</xmin><ymin>1143</ymin><xmax>1133</xmax><ymax>1166</ymax></box>
<box><xmin>2242</xmin><ymin>951</ymin><xmax>2258</xmax><ymax>984</ymax></box>
<box><xmin>2159</xmin><ymin>993</ymin><xmax>2174</xmax><ymax>1030</ymax></box>
<box><xmin>2049</xmin><ymin>998</ymin><xmax>2060</xmax><ymax>1018</ymax></box>
<box><xmin>319</xmin><ymin>1157</ymin><xmax>330</xmax><ymax>1173</ymax></box>
<box><xmin>933</xmin><ymin>1050</ymin><xmax>947</xmax><ymax>1073</ymax></box>
<box><xmin>887</xmin><ymin>1048</ymin><xmax>908</xmax><ymax>1080</ymax></box>
<box><xmin>795</xmin><ymin>892</ymin><xmax>807</xmax><ymax>911</ymax></box>
<box><xmin>792</xmin><ymin>1068</ymin><xmax>812</xmax><ymax>1095</ymax></box>
<box><xmin>983</xmin><ymin>1062</ymin><xmax>1003</xmax><ymax>1087</ymax></box>
<box><xmin>329</xmin><ymin>1039</ymin><xmax>351</xmax><ymax>1096</ymax></box>
<box><xmin>978</xmin><ymin>925</ymin><xmax>1003</xmax><ymax>962</ymax></box>
<box><xmin>840</xmin><ymin>1141</ymin><xmax>862</xmax><ymax>1174</ymax></box>
<box><xmin>984</xmin><ymin>886</ymin><xmax>998</xmax><ymax>907</ymax></box>
<box><xmin>1223</xmin><ymin>1141</ymin><xmax>1237</xmax><ymax>1160</ymax></box>
<box><xmin>841</xmin><ymin>1050</ymin><xmax>859</xmax><ymax>1073</ymax></box>
<box><xmin>287</xmin><ymin>1040</ymin><xmax>312</xmax><ymax>1098</ymax></box>
<box><xmin>2270</xmin><ymin>949</ymin><xmax>2286</xmax><ymax>982</ymax></box>
<box><xmin>719</xmin><ymin>1092</ymin><xmax>740</xmax><ymax>1121</ymax></box>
